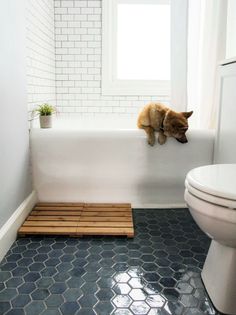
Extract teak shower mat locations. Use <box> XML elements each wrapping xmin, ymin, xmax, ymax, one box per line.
<box><xmin>18</xmin><ymin>203</ymin><xmax>134</xmax><ymax>238</ymax></box>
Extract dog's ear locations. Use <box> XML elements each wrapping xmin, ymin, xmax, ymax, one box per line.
<box><xmin>181</xmin><ymin>111</ymin><xmax>193</xmax><ymax>119</ymax></box>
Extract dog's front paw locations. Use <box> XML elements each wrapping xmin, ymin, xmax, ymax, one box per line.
<box><xmin>158</xmin><ymin>133</ymin><xmax>167</xmax><ymax>145</ymax></box>
<box><xmin>148</xmin><ymin>135</ymin><xmax>156</xmax><ymax>146</ymax></box>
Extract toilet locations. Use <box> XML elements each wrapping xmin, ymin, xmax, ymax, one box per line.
<box><xmin>184</xmin><ymin>164</ymin><xmax>236</xmax><ymax>315</ymax></box>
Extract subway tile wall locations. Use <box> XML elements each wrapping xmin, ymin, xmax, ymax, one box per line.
<box><xmin>54</xmin><ymin>0</ymin><xmax>169</xmax><ymax>116</ymax></box>
<box><xmin>26</xmin><ymin>0</ymin><xmax>56</xmax><ymax>113</ymax></box>
<box><xmin>26</xmin><ymin>0</ymin><xmax>169</xmax><ymax>117</ymax></box>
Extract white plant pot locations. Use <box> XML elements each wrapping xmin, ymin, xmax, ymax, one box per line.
<box><xmin>40</xmin><ymin>115</ymin><xmax>52</xmax><ymax>128</ymax></box>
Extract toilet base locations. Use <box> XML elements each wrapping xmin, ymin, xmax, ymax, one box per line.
<box><xmin>202</xmin><ymin>240</ymin><xmax>236</xmax><ymax>315</ymax></box>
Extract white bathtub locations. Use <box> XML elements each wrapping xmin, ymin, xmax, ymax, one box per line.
<box><xmin>31</xmin><ymin>119</ymin><xmax>214</xmax><ymax>208</ymax></box>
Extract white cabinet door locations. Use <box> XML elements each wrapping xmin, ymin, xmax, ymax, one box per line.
<box><xmin>214</xmin><ymin>61</ymin><xmax>236</xmax><ymax>163</ymax></box>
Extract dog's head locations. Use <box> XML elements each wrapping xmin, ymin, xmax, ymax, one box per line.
<box><xmin>162</xmin><ymin>110</ymin><xmax>193</xmax><ymax>143</ymax></box>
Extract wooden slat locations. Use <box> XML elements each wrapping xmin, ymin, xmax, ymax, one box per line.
<box><xmin>36</xmin><ymin>203</ymin><xmax>84</xmax><ymax>207</ymax></box>
<box><xmin>79</xmin><ymin>216</ymin><xmax>132</xmax><ymax>222</ymax></box>
<box><xmin>84</xmin><ymin>207</ymin><xmax>130</xmax><ymax>212</ymax></box>
<box><xmin>34</xmin><ymin>206</ymin><xmax>83</xmax><ymax>211</ymax></box>
<box><xmin>19</xmin><ymin>226</ymin><xmax>77</xmax><ymax>235</ymax></box>
<box><xmin>77</xmin><ymin>222</ymin><xmax>132</xmax><ymax>227</ymax></box>
<box><xmin>31</xmin><ymin>211</ymin><xmax>82</xmax><ymax>216</ymax></box>
<box><xmin>85</xmin><ymin>203</ymin><xmax>130</xmax><ymax>208</ymax></box>
<box><xmin>27</xmin><ymin>215</ymin><xmax>81</xmax><ymax>221</ymax></box>
<box><xmin>23</xmin><ymin>221</ymin><xmax>79</xmax><ymax>227</ymax></box>
<box><xmin>81</xmin><ymin>211</ymin><xmax>131</xmax><ymax>217</ymax></box>
<box><xmin>76</xmin><ymin>227</ymin><xmax>134</xmax><ymax>236</ymax></box>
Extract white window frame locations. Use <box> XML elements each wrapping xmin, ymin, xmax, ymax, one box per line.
<box><xmin>102</xmin><ymin>0</ymin><xmax>171</xmax><ymax>96</ymax></box>
<box><xmin>102</xmin><ymin>0</ymin><xmax>188</xmax><ymax>107</ymax></box>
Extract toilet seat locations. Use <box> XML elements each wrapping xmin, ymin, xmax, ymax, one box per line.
<box><xmin>185</xmin><ymin>164</ymin><xmax>236</xmax><ymax>209</ymax></box>
<box><xmin>185</xmin><ymin>179</ymin><xmax>236</xmax><ymax>209</ymax></box>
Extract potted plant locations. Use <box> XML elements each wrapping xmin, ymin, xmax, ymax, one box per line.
<box><xmin>35</xmin><ymin>103</ymin><xmax>56</xmax><ymax>128</ymax></box>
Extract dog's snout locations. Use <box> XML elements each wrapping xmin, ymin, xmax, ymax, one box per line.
<box><xmin>176</xmin><ymin>137</ymin><xmax>188</xmax><ymax>143</ymax></box>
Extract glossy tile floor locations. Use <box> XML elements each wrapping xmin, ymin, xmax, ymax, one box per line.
<box><xmin>0</xmin><ymin>209</ymin><xmax>220</xmax><ymax>315</ymax></box>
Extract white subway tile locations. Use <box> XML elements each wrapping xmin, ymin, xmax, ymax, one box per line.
<box><xmin>88</xmin><ymin>1</ymin><xmax>101</xmax><ymax>8</ymax></box>
<box><xmin>87</xmin><ymin>14</ymin><xmax>100</xmax><ymax>21</ymax></box>
<box><xmin>74</xmin><ymin>1</ymin><xmax>87</xmax><ymax>7</ymax></box>
<box><xmin>68</xmin><ymin>34</ymin><xmax>81</xmax><ymax>41</ymax></box>
<box><xmin>81</xmin><ymin>8</ymin><xmax>94</xmax><ymax>14</ymax></box>
<box><xmin>62</xmin><ymin>41</ymin><xmax>75</xmax><ymax>48</ymax></box>
<box><xmin>62</xmin><ymin>28</ymin><xmax>74</xmax><ymax>34</ymax></box>
<box><xmin>68</xmin><ymin>21</ymin><xmax>81</xmax><ymax>27</ymax></box>
<box><xmin>69</xmin><ymin>87</ymin><xmax>82</xmax><ymax>93</ymax></box>
<box><xmin>88</xmin><ymin>54</ymin><xmax>100</xmax><ymax>61</ymax></box>
<box><xmin>61</xmin><ymin>1</ymin><xmax>74</xmax><ymax>8</ymax></box>
<box><xmin>55</xmin><ymin>8</ymin><xmax>68</xmax><ymax>14</ymax></box>
<box><xmin>55</xmin><ymin>21</ymin><xmax>68</xmax><ymax>28</ymax></box>
<box><xmin>74</xmin><ymin>28</ymin><xmax>87</xmax><ymax>34</ymax></box>
<box><xmin>68</xmin><ymin>7</ymin><xmax>81</xmax><ymax>14</ymax></box>
<box><xmin>62</xmin><ymin>81</ymin><xmax>75</xmax><ymax>87</ymax></box>
<box><xmin>62</xmin><ymin>14</ymin><xmax>74</xmax><ymax>21</ymax></box>
<box><xmin>75</xmin><ymin>81</ymin><xmax>88</xmax><ymax>87</ymax></box>
<box><xmin>88</xmin><ymin>28</ymin><xmax>101</xmax><ymax>35</ymax></box>
<box><xmin>62</xmin><ymin>55</ymin><xmax>75</xmax><ymax>61</ymax></box>
<box><xmin>56</xmin><ymin>74</ymin><xmax>69</xmax><ymax>80</ymax></box>
<box><xmin>74</xmin><ymin>14</ymin><xmax>87</xmax><ymax>21</ymax></box>
<box><xmin>87</xmin><ymin>68</ymin><xmax>100</xmax><ymax>74</ymax></box>
<box><xmin>81</xmin><ymin>21</ymin><xmax>94</xmax><ymax>28</ymax></box>
<box><xmin>82</xmin><ymin>58</ymin><xmax>96</xmax><ymax>67</ymax></box>
<box><xmin>68</xmin><ymin>48</ymin><xmax>81</xmax><ymax>54</ymax></box>
<box><xmin>75</xmin><ymin>41</ymin><xmax>88</xmax><ymax>48</ymax></box>
<box><xmin>69</xmin><ymin>74</ymin><xmax>82</xmax><ymax>80</ymax></box>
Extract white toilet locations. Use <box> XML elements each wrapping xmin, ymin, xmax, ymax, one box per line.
<box><xmin>184</xmin><ymin>164</ymin><xmax>236</xmax><ymax>315</ymax></box>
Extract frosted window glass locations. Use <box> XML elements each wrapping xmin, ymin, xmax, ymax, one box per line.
<box><xmin>117</xmin><ymin>3</ymin><xmax>170</xmax><ymax>80</ymax></box>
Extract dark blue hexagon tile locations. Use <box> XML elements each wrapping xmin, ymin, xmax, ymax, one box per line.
<box><xmin>0</xmin><ymin>209</ymin><xmax>220</xmax><ymax>314</ymax></box>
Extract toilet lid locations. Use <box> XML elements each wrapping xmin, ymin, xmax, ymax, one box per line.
<box><xmin>186</xmin><ymin>164</ymin><xmax>236</xmax><ymax>202</ymax></box>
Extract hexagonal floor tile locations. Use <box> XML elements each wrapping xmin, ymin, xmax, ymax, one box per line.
<box><xmin>130</xmin><ymin>301</ymin><xmax>150</xmax><ymax>315</ymax></box>
<box><xmin>159</xmin><ymin>277</ymin><xmax>176</xmax><ymax>288</ymax></box>
<box><xmin>96</xmin><ymin>288</ymin><xmax>114</xmax><ymax>301</ymax></box>
<box><xmin>46</xmin><ymin>294</ymin><xmax>64</xmax><ymax>307</ymax></box>
<box><xmin>60</xmin><ymin>301</ymin><xmax>80</xmax><ymax>315</ymax></box>
<box><xmin>49</xmin><ymin>283</ymin><xmax>67</xmax><ymax>294</ymax></box>
<box><xmin>25</xmin><ymin>301</ymin><xmax>46</xmax><ymax>315</ymax></box>
<box><xmin>94</xmin><ymin>301</ymin><xmax>114</xmax><ymax>315</ymax></box>
<box><xmin>146</xmin><ymin>294</ymin><xmax>166</xmax><ymax>308</ymax></box>
<box><xmin>114</xmin><ymin>272</ymin><xmax>130</xmax><ymax>283</ymax></box>
<box><xmin>113</xmin><ymin>283</ymin><xmax>131</xmax><ymax>295</ymax></box>
<box><xmin>11</xmin><ymin>294</ymin><xmax>31</xmax><ymax>307</ymax></box>
<box><xmin>0</xmin><ymin>288</ymin><xmax>17</xmax><ymax>302</ymax></box>
<box><xmin>63</xmin><ymin>288</ymin><xmax>83</xmax><ymax>302</ymax></box>
<box><xmin>112</xmin><ymin>295</ymin><xmax>132</xmax><ymax>308</ymax></box>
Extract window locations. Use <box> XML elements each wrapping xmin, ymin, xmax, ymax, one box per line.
<box><xmin>102</xmin><ymin>0</ymin><xmax>171</xmax><ymax>96</ymax></box>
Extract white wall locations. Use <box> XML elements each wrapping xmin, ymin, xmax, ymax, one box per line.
<box><xmin>226</xmin><ymin>0</ymin><xmax>236</xmax><ymax>59</ymax></box>
<box><xmin>0</xmin><ymin>0</ymin><xmax>32</xmax><ymax>229</ymax></box>
<box><xmin>54</xmin><ymin>0</ymin><xmax>169</xmax><ymax>116</ymax></box>
<box><xmin>27</xmin><ymin>0</ymin><xmax>56</xmax><ymax>113</ymax></box>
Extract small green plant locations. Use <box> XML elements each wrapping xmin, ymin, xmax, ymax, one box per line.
<box><xmin>35</xmin><ymin>103</ymin><xmax>56</xmax><ymax>116</ymax></box>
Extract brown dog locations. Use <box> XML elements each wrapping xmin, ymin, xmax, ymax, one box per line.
<box><xmin>137</xmin><ymin>103</ymin><xmax>193</xmax><ymax>146</ymax></box>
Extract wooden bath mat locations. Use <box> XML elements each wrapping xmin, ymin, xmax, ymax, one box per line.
<box><xmin>18</xmin><ymin>203</ymin><xmax>134</xmax><ymax>238</ymax></box>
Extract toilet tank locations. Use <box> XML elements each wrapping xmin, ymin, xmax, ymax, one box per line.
<box><xmin>214</xmin><ymin>59</ymin><xmax>236</xmax><ymax>163</ymax></box>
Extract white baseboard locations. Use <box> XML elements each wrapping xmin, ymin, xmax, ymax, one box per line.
<box><xmin>0</xmin><ymin>191</ymin><xmax>38</xmax><ymax>262</ymax></box>
<box><xmin>132</xmin><ymin>203</ymin><xmax>187</xmax><ymax>209</ymax></box>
